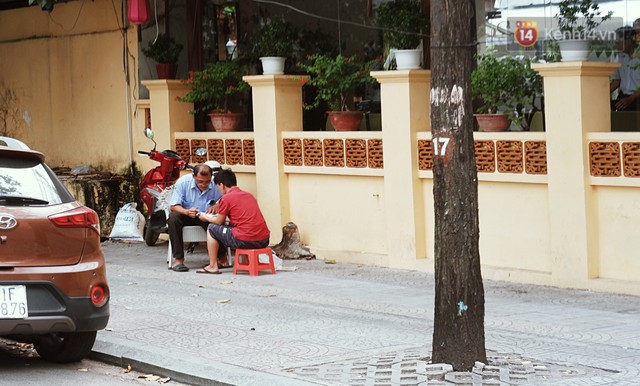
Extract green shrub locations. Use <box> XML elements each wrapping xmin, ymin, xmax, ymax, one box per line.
<box><xmin>142</xmin><ymin>33</ymin><xmax>183</xmax><ymax>64</ymax></box>
<box><xmin>179</xmin><ymin>61</ymin><xmax>249</xmax><ymax>114</ymax></box>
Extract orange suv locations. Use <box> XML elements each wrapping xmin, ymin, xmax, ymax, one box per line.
<box><xmin>0</xmin><ymin>136</ymin><xmax>109</xmax><ymax>362</ymax></box>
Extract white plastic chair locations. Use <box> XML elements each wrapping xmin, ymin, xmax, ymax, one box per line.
<box><xmin>167</xmin><ymin>226</ymin><xmax>208</xmax><ymax>267</ymax></box>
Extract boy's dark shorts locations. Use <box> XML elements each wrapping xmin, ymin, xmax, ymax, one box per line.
<box><xmin>208</xmin><ymin>224</ymin><xmax>269</xmax><ymax>249</ymax></box>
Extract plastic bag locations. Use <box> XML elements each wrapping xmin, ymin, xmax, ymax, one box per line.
<box><xmin>109</xmin><ymin>202</ymin><xmax>145</xmax><ymax>242</ymax></box>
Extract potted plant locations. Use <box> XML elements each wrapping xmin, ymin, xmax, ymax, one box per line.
<box><xmin>374</xmin><ymin>0</ymin><xmax>428</xmax><ymax>69</ymax></box>
<box><xmin>300</xmin><ymin>54</ymin><xmax>375</xmax><ymax>131</ymax></box>
<box><xmin>471</xmin><ymin>52</ymin><xmax>542</xmax><ymax>131</ymax></box>
<box><xmin>554</xmin><ymin>0</ymin><xmax>613</xmax><ymax>61</ymax></box>
<box><xmin>142</xmin><ymin>33</ymin><xmax>183</xmax><ymax>79</ymax></box>
<box><xmin>178</xmin><ymin>61</ymin><xmax>249</xmax><ymax>131</ymax></box>
<box><xmin>250</xmin><ymin>18</ymin><xmax>299</xmax><ymax>75</ymax></box>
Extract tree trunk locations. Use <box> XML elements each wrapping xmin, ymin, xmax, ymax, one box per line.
<box><xmin>430</xmin><ymin>0</ymin><xmax>486</xmax><ymax>371</ymax></box>
<box><xmin>271</xmin><ymin>222</ymin><xmax>315</xmax><ymax>260</ymax></box>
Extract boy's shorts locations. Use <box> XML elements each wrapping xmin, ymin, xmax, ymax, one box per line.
<box><xmin>208</xmin><ymin>224</ymin><xmax>269</xmax><ymax>249</ymax></box>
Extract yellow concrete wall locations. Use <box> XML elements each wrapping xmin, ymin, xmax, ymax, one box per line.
<box><xmin>0</xmin><ymin>0</ymin><xmax>138</xmax><ymax>171</ymax></box>
<box><xmin>594</xmin><ymin>186</ymin><xmax>640</xmax><ymax>282</ymax></box>
<box><xmin>477</xmin><ymin>181</ymin><xmax>551</xmax><ymax>273</ymax></box>
<box><xmin>149</xmin><ymin>64</ymin><xmax>640</xmax><ymax>297</ymax></box>
<box><xmin>10</xmin><ymin>1</ymin><xmax>640</xmax><ymax>297</ymax></box>
<box><xmin>287</xmin><ymin>173</ymin><xmax>387</xmax><ymax>257</ymax></box>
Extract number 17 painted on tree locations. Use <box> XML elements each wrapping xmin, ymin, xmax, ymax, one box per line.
<box><xmin>432</xmin><ymin>137</ymin><xmax>450</xmax><ymax>156</ymax></box>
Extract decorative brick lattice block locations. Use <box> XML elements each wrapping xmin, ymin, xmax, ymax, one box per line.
<box><xmin>175</xmin><ymin>139</ymin><xmax>190</xmax><ymax>161</ymax></box>
<box><xmin>207</xmin><ymin>139</ymin><xmax>225</xmax><ymax>164</ymax></box>
<box><xmin>303</xmin><ymin>139</ymin><xmax>323</xmax><ymax>167</ymax></box>
<box><xmin>283</xmin><ymin>139</ymin><xmax>302</xmax><ymax>166</ymax></box>
<box><xmin>622</xmin><ymin>142</ymin><xmax>640</xmax><ymax>177</ymax></box>
<box><xmin>497</xmin><ymin>140</ymin><xmax>523</xmax><ymax>173</ymax></box>
<box><xmin>418</xmin><ymin>139</ymin><xmax>434</xmax><ymax>170</ymax></box>
<box><xmin>367</xmin><ymin>139</ymin><xmax>383</xmax><ymax>169</ymax></box>
<box><xmin>524</xmin><ymin>140</ymin><xmax>547</xmax><ymax>175</ymax></box>
<box><xmin>590</xmin><ymin>142</ymin><xmax>621</xmax><ymax>177</ymax></box>
<box><xmin>190</xmin><ymin>139</ymin><xmax>207</xmax><ymax>164</ymax></box>
<box><xmin>225</xmin><ymin>139</ymin><xmax>243</xmax><ymax>165</ymax></box>
<box><xmin>323</xmin><ymin>139</ymin><xmax>345</xmax><ymax>167</ymax></box>
<box><xmin>243</xmin><ymin>140</ymin><xmax>255</xmax><ymax>165</ymax></box>
<box><xmin>345</xmin><ymin>139</ymin><xmax>367</xmax><ymax>168</ymax></box>
<box><xmin>474</xmin><ymin>140</ymin><xmax>495</xmax><ymax>173</ymax></box>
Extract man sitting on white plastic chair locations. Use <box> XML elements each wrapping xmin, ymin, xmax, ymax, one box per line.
<box><xmin>167</xmin><ymin>162</ymin><xmax>222</xmax><ymax>272</ymax></box>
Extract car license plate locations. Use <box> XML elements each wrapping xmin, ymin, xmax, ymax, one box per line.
<box><xmin>0</xmin><ymin>285</ymin><xmax>28</xmax><ymax>319</ymax></box>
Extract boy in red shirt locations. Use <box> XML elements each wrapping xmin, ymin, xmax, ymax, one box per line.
<box><xmin>196</xmin><ymin>169</ymin><xmax>270</xmax><ymax>274</ymax></box>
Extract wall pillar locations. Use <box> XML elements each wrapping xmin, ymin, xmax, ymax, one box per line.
<box><xmin>141</xmin><ymin>80</ymin><xmax>193</xmax><ymax>152</ymax></box>
<box><xmin>533</xmin><ymin>62</ymin><xmax>619</xmax><ymax>285</ymax></box>
<box><xmin>243</xmin><ymin>75</ymin><xmax>306</xmax><ymax>243</ymax></box>
<box><xmin>372</xmin><ymin>70</ymin><xmax>430</xmax><ymax>266</ymax></box>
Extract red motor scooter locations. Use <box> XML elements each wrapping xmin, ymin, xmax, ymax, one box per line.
<box><xmin>138</xmin><ymin>128</ymin><xmax>189</xmax><ymax>246</ymax></box>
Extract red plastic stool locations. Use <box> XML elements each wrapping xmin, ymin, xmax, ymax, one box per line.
<box><xmin>233</xmin><ymin>247</ymin><xmax>276</xmax><ymax>276</ymax></box>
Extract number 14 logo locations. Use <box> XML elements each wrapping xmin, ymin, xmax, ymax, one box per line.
<box><xmin>514</xmin><ymin>21</ymin><xmax>538</xmax><ymax>48</ymax></box>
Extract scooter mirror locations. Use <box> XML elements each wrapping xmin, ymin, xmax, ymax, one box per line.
<box><xmin>195</xmin><ymin>148</ymin><xmax>207</xmax><ymax>156</ymax></box>
<box><xmin>144</xmin><ymin>128</ymin><xmax>154</xmax><ymax>140</ymax></box>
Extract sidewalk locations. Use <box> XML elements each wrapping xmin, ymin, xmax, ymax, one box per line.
<box><xmin>92</xmin><ymin>240</ymin><xmax>640</xmax><ymax>386</ymax></box>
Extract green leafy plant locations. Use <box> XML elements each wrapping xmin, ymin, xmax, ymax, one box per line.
<box><xmin>471</xmin><ymin>52</ymin><xmax>542</xmax><ymax>125</ymax></box>
<box><xmin>250</xmin><ymin>19</ymin><xmax>299</xmax><ymax>58</ymax></box>
<box><xmin>555</xmin><ymin>0</ymin><xmax>613</xmax><ymax>39</ymax></box>
<box><xmin>374</xmin><ymin>0</ymin><xmax>428</xmax><ymax>49</ymax></box>
<box><xmin>142</xmin><ymin>34</ymin><xmax>183</xmax><ymax>65</ymax></box>
<box><xmin>541</xmin><ymin>40</ymin><xmax>562</xmax><ymax>62</ymax></box>
<box><xmin>28</xmin><ymin>0</ymin><xmax>56</xmax><ymax>11</ymax></box>
<box><xmin>300</xmin><ymin>54</ymin><xmax>375</xmax><ymax>111</ymax></box>
<box><xmin>178</xmin><ymin>61</ymin><xmax>249</xmax><ymax>115</ymax></box>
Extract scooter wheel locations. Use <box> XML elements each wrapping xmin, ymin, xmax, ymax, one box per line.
<box><xmin>144</xmin><ymin>225</ymin><xmax>160</xmax><ymax>246</ymax></box>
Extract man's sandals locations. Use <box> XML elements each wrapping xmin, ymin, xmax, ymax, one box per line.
<box><xmin>171</xmin><ymin>263</ymin><xmax>189</xmax><ymax>272</ymax></box>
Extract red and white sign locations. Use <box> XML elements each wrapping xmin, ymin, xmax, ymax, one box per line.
<box><xmin>514</xmin><ymin>21</ymin><xmax>538</xmax><ymax>48</ymax></box>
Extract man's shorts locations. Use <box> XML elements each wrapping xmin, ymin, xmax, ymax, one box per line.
<box><xmin>208</xmin><ymin>224</ymin><xmax>269</xmax><ymax>249</ymax></box>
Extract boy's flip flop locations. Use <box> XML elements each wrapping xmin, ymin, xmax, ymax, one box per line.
<box><xmin>196</xmin><ymin>266</ymin><xmax>222</xmax><ymax>274</ymax></box>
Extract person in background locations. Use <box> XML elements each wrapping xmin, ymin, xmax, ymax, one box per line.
<box><xmin>196</xmin><ymin>169</ymin><xmax>270</xmax><ymax>275</ymax></box>
<box><xmin>167</xmin><ymin>162</ymin><xmax>221</xmax><ymax>272</ymax></box>
<box><xmin>633</xmin><ymin>18</ymin><xmax>640</xmax><ymax>52</ymax></box>
<box><xmin>610</xmin><ymin>26</ymin><xmax>640</xmax><ymax>112</ymax></box>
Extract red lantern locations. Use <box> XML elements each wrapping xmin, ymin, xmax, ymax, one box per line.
<box><xmin>128</xmin><ymin>0</ymin><xmax>150</xmax><ymax>25</ymax></box>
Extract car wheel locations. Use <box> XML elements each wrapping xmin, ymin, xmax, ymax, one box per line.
<box><xmin>33</xmin><ymin>331</ymin><xmax>97</xmax><ymax>363</ymax></box>
<box><xmin>144</xmin><ymin>224</ymin><xmax>160</xmax><ymax>246</ymax></box>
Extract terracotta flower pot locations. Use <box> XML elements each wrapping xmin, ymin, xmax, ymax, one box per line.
<box><xmin>474</xmin><ymin>114</ymin><xmax>511</xmax><ymax>132</ymax></box>
<box><xmin>208</xmin><ymin>113</ymin><xmax>242</xmax><ymax>132</ymax></box>
<box><xmin>155</xmin><ymin>63</ymin><xmax>178</xmax><ymax>79</ymax></box>
<box><xmin>327</xmin><ymin>111</ymin><xmax>364</xmax><ymax>131</ymax></box>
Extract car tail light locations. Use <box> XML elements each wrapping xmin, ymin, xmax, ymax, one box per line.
<box><xmin>49</xmin><ymin>207</ymin><xmax>101</xmax><ymax>235</ymax></box>
<box><xmin>91</xmin><ymin>285</ymin><xmax>108</xmax><ymax>307</ymax></box>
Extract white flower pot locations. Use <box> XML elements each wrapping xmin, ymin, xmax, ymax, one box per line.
<box><xmin>394</xmin><ymin>49</ymin><xmax>422</xmax><ymax>70</ymax></box>
<box><xmin>260</xmin><ymin>57</ymin><xmax>286</xmax><ymax>75</ymax></box>
<box><xmin>558</xmin><ymin>39</ymin><xmax>590</xmax><ymax>62</ymax></box>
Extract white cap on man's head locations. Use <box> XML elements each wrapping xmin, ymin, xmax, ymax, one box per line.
<box><xmin>204</xmin><ymin>160</ymin><xmax>222</xmax><ymax>173</ymax></box>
